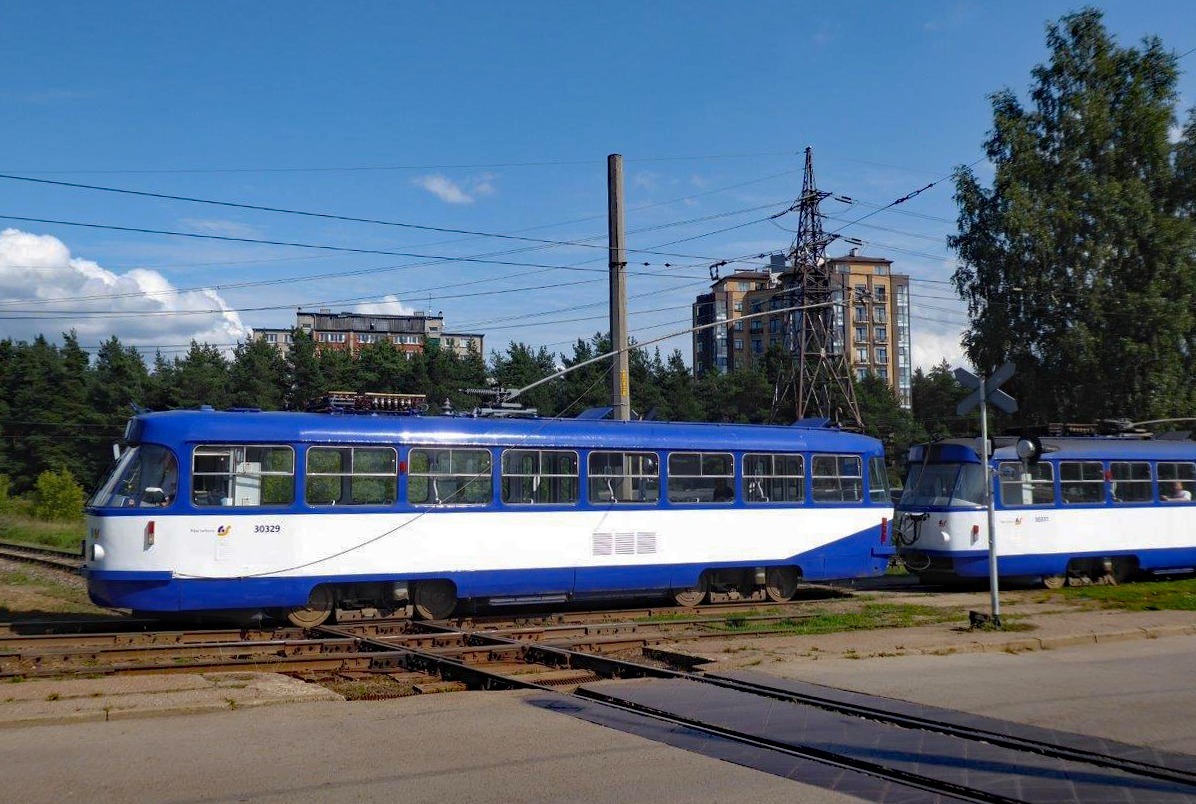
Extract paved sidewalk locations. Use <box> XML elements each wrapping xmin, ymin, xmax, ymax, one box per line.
<box><xmin>0</xmin><ymin>671</ymin><xmax>341</xmax><ymax>727</ymax></box>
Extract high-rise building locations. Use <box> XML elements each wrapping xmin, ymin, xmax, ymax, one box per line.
<box><xmin>252</xmin><ymin>310</ymin><xmax>484</xmax><ymax>360</ymax></box>
<box><xmin>692</xmin><ymin>250</ymin><xmax>913</xmax><ymax>408</ymax></box>
<box><xmin>828</xmin><ymin>250</ymin><xmax>912</xmax><ymax>408</ymax></box>
<box><xmin>692</xmin><ymin>255</ymin><xmax>784</xmax><ymax>376</ymax></box>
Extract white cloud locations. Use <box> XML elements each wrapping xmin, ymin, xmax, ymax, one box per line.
<box><xmin>0</xmin><ymin>228</ymin><xmax>249</xmax><ymax>351</ymax></box>
<box><xmin>411</xmin><ymin>173</ymin><xmax>499</xmax><ymax>204</ymax></box>
<box><xmin>353</xmin><ymin>295</ymin><xmax>416</xmax><ymax>316</ymax></box>
<box><xmin>912</xmin><ymin>326</ymin><xmax>970</xmax><ymax>372</ymax></box>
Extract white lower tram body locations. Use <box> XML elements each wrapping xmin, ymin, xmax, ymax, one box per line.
<box><xmin>897</xmin><ymin>503</ymin><xmax>1196</xmax><ymax>583</ymax></box>
<box><xmin>86</xmin><ymin>506</ymin><xmax>890</xmax><ymax>617</ymax></box>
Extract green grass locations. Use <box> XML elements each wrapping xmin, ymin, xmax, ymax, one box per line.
<box><xmin>635</xmin><ymin>606</ymin><xmax>786</xmax><ymax>623</ymax></box>
<box><xmin>1056</xmin><ymin>577</ymin><xmax>1196</xmax><ymax>611</ymax></box>
<box><xmin>705</xmin><ymin>602</ymin><xmax>961</xmax><ymax>636</ymax></box>
<box><xmin>0</xmin><ymin>507</ymin><xmax>85</xmax><ymax>552</ymax></box>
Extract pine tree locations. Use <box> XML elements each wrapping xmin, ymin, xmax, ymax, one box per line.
<box><xmin>229</xmin><ymin>338</ymin><xmax>288</xmax><ymax>409</ymax></box>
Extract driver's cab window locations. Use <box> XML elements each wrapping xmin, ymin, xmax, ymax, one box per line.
<box><xmin>88</xmin><ymin>444</ymin><xmax>178</xmax><ymax>508</ymax></box>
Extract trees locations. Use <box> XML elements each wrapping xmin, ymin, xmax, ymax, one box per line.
<box><xmin>229</xmin><ymin>338</ymin><xmax>288</xmax><ymax>410</ymax></box>
<box><xmin>490</xmin><ymin>342</ymin><xmax>560</xmax><ymax>416</ymax></box>
<box><xmin>855</xmin><ymin>372</ymin><xmax>927</xmax><ymax>475</ymax></box>
<box><xmin>285</xmin><ymin>329</ymin><xmax>323</xmax><ymax>411</ymax></box>
<box><xmin>910</xmin><ymin>361</ymin><xmax>976</xmax><ymax>439</ymax></box>
<box><xmin>173</xmin><ymin>342</ymin><xmax>231</xmax><ymax>410</ymax></box>
<box><xmin>950</xmin><ymin>9</ymin><xmax>1196</xmax><ymax>423</ymax></box>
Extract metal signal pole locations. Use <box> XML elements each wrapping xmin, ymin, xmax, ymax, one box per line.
<box><xmin>608</xmin><ymin>154</ymin><xmax>630</xmax><ymax>422</ymax></box>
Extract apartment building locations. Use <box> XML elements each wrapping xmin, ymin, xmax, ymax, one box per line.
<box><xmin>691</xmin><ymin>250</ymin><xmax>912</xmax><ymax>408</ymax></box>
<box><xmin>252</xmin><ymin>309</ymin><xmax>484</xmax><ymax>360</ymax></box>
<box><xmin>692</xmin><ymin>254</ymin><xmax>785</xmax><ymax>375</ymax></box>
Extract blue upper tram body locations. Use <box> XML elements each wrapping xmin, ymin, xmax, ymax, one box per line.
<box><xmin>894</xmin><ymin>435</ymin><xmax>1196</xmax><ymax>585</ymax></box>
<box><xmin>85</xmin><ymin>409</ymin><xmax>893</xmax><ymax>624</ymax></box>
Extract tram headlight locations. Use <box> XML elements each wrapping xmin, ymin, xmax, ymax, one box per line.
<box><xmin>1015</xmin><ymin>436</ymin><xmax>1043</xmax><ymax>465</ymax></box>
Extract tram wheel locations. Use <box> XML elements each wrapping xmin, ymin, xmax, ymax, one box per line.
<box><xmin>413</xmin><ymin>580</ymin><xmax>458</xmax><ymax>620</ymax></box>
<box><xmin>285</xmin><ymin>585</ymin><xmax>335</xmax><ymax>628</ymax></box>
<box><xmin>1041</xmin><ymin>574</ymin><xmax>1067</xmax><ymax>590</ymax></box>
<box><xmin>672</xmin><ymin>577</ymin><xmax>708</xmax><ymax>607</ymax></box>
<box><xmin>764</xmin><ymin>567</ymin><xmax>800</xmax><ymax>602</ymax></box>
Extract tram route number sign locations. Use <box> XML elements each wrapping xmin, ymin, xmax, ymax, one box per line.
<box><xmin>955</xmin><ymin>361</ymin><xmax>1018</xmax><ymax>416</ymax></box>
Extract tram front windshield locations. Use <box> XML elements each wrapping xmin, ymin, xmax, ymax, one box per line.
<box><xmin>900</xmin><ymin>462</ymin><xmax>986</xmax><ymax>507</ymax></box>
<box><xmin>89</xmin><ymin>444</ymin><xmax>179</xmax><ymax>508</ymax></box>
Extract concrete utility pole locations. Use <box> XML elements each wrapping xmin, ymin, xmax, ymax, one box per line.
<box><xmin>608</xmin><ymin>153</ymin><xmax>630</xmax><ymax>421</ymax></box>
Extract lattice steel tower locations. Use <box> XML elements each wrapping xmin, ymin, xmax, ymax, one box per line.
<box><xmin>773</xmin><ymin>147</ymin><xmax>862</xmax><ymax>429</ymax></box>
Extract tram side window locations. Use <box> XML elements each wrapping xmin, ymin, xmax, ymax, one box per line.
<box><xmin>811</xmin><ymin>455</ymin><xmax>863</xmax><ymax>503</ymax></box>
<box><xmin>667</xmin><ymin>452</ymin><xmax>734</xmax><ymax>504</ymax></box>
<box><xmin>306</xmin><ymin>446</ymin><xmax>397</xmax><ymax>506</ymax></box>
<box><xmin>192</xmin><ymin>445</ymin><xmax>294</xmax><ymax>507</ymax></box>
<box><xmin>1158</xmin><ymin>462</ymin><xmax>1196</xmax><ymax>503</ymax></box>
<box><xmin>588</xmin><ymin>451</ymin><xmax>659</xmax><ymax>504</ymax></box>
<box><xmin>1109</xmin><ymin>461</ymin><xmax>1152</xmax><ymax>503</ymax></box>
<box><xmin>1059</xmin><ymin>461</ymin><xmax>1105</xmax><ymax>504</ymax></box>
<box><xmin>744</xmin><ymin>453</ymin><xmax>803</xmax><ymax>503</ymax></box>
<box><xmin>407</xmin><ymin>448</ymin><xmax>493</xmax><ymax>506</ymax></box>
<box><xmin>501</xmin><ymin>449</ymin><xmax>579</xmax><ymax>505</ymax></box>
<box><xmin>998</xmin><ymin>461</ymin><xmax>1054</xmax><ymax>507</ymax></box>
<box><xmin>868</xmin><ymin>456</ymin><xmax>890</xmax><ymax>503</ymax></box>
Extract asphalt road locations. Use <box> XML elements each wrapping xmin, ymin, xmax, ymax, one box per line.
<box><xmin>1</xmin><ymin>635</ymin><xmax>1194</xmax><ymax>802</ymax></box>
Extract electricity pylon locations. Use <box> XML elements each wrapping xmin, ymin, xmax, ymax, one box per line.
<box><xmin>771</xmin><ymin>147</ymin><xmax>862</xmax><ymax>429</ymax></box>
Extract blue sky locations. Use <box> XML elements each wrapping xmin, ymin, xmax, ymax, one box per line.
<box><xmin>2</xmin><ymin>1</ymin><xmax>1196</xmax><ymax>370</ymax></box>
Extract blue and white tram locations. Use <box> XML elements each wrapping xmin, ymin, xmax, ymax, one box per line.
<box><xmin>84</xmin><ymin>409</ymin><xmax>894</xmax><ymax>625</ymax></box>
<box><xmin>894</xmin><ymin>436</ymin><xmax>1196</xmax><ymax>587</ymax></box>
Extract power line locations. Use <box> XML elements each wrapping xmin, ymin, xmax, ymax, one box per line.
<box><xmin>0</xmin><ymin>150</ymin><xmax>802</xmax><ymax>176</ymax></box>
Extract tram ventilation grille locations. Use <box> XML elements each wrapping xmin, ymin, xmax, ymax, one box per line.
<box><xmin>591</xmin><ymin>531</ymin><xmax>658</xmax><ymax>556</ymax></box>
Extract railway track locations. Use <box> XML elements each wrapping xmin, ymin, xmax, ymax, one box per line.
<box><xmin>3</xmin><ymin>610</ymin><xmax>1194</xmax><ymax>799</ymax></box>
<box><xmin>318</xmin><ymin>618</ymin><xmax>1196</xmax><ymax>801</ymax></box>
<box><xmin>0</xmin><ymin>539</ymin><xmax>84</xmax><ymax>573</ymax></box>
<box><xmin>0</xmin><ymin>610</ymin><xmax>820</xmax><ymax>679</ymax></box>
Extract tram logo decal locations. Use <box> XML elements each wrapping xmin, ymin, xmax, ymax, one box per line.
<box><xmin>217</xmin><ymin>525</ymin><xmax>233</xmax><ymax>538</ymax></box>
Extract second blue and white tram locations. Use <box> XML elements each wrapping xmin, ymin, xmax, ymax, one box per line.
<box><xmin>84</xmin><ymin>409</ymin><xmax>894</xmax><ymax>624</ymax></box>
<box><xmin>895</xmin><ymin>435</ymin><xmax>1196</xmax><ymax>586</ymax></box>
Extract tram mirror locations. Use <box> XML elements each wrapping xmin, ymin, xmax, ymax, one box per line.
<box><xmin>1015</xmin><ymin>436</ymin><xmax>1043</xmax><ymax>465</ymax></box>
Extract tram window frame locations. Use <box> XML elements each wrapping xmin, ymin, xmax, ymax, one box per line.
<box><xmin>1109</xmin><ymin>461</ymin><xmax>1152</xmax><ymax>504</ymax></box>
<box><xmin>810</xmin><ymin>454</ymin><xmax>863</xmax><ymax>503</ymax></box>
<box><xmin>743</xmin><ymin>453</ymin><xmax>804</xmax><ymax>504</ymax></box>
<box><xmin>587</xmin><ymin>451</ymin><xmax>660</xmax><ymax>505</ymax></box>
<box><xmin>192</xmin><ymin>444</ymin><xmax>295</xmax><ymax>507</ymax></box>
<box><xmin>998</xmin><ymin>461</ymin><xmax>1054</xmax><ymax>507</ymax></box>
<box><xmin>666</xmin><ymin>451</ymin><xmax>734</xmax><ymax>504</ymax></box>
<box><xmin>1059</xmin><ymin>461</ymin><xmax>1106</xmax><ymax>504</ymax></box>
<box><xmin>1158</xmin><ymin>461</ymin><xmax>1196</xmax><ymax>503</ymax></box>
<box><xmin>500</xmin><ymin>449</ymin><xmax>579</xmax><ymax>506</ymax></box>
<box><xmin>305</xmin><ymin>446</ymin><xmax>397</xmax><ymax>507</ymax></box>
<box><xmin>407</xmin><ymin>447</ymin><xmax>493</xmax><ymax>507</ymax></box>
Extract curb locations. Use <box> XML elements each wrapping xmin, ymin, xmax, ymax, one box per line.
<box><xmin>887</xmin><ymin>623</ymin><xmax>1196</xmax><ymax>659</ymax></box>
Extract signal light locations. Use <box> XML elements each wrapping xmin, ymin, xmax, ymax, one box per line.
<box><xmin>880</xmin><ymin>517</ymin><xmax>888</xmax><ymax>543</ymax></box>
